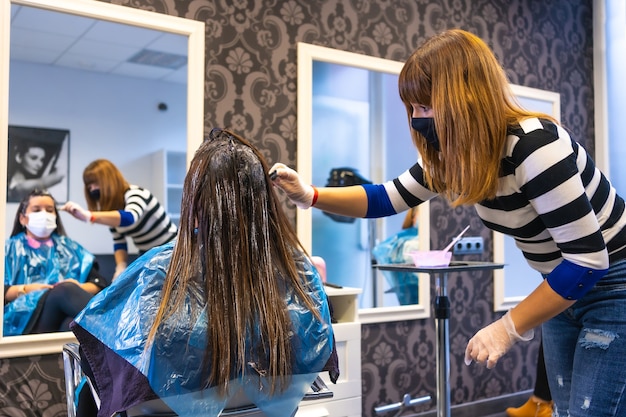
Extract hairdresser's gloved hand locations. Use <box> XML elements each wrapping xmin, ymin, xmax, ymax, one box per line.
<box><xmin>60</xmin><ymin>201</ymin><xmax>92</xmax><ymax>223</ymax></box>
<box><xmin>269</xmin><ymin>163</ymin><xmax>315</xmax><ymax>209</ymax></box>
<box><xmin>113</xmin><ymin>262</ymin><xmax>127</xmax><ymax>281</ymax></box>
<box><xmin>464</xmin><ymin>311</ymin><xmax>533</xmax><ymax>369</ymax></box>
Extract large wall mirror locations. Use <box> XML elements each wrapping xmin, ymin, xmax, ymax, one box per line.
<box><xmin>297</xmin><ymin>43</ymin><xmax>431</xmax><ymax>324</ymax></box>
<box><xmin>493</xmin><ymin>85</ymin><xmax>561</xmax><ymax>311</ymax></box>
<box><xmin>297</xmin><ymin>43</ymin><xmax>563</xmax><ymax>321</ymax></box>
<box><xmin>0</xmin><ymin>0</ymin><xmax>205</xmax><ymax>357</ymax></box>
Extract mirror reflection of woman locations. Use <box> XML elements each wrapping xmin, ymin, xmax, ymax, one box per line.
<box><xmin>7</xmin><ymin>141</ymin><xmax>64</xmax><ymax>202</ymax></box>
<box><xmin>60</xmin><ymin>159</ymin><xmax>177</xmax><ymax>280</ymax></box>
<box><xmin>4</xmin><ymin>189</ymin><xmax>108</xmax><ymax>336</ymax></box>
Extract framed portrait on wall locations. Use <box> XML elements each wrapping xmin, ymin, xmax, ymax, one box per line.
<box><xmin>7</xmin><ymin>125</ymin><xmax>70</xmax><ymax>203</ymax></box>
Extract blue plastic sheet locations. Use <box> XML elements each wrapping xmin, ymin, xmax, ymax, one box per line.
<box><xmin>372</xmin><ymin>226</ymin><xmax>420</xmax><ymax>305</ymax></box>
<box><xmin>4</xmin><ymin>232</ymin><xmax>94</xmax><ymax>335</ymax></box>
<box><xmin>73</xmin><ymin>241</ymin><xmax>334</xmax><ymax>417</ymax></box>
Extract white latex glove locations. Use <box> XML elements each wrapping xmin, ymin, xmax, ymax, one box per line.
<box><xmin>464</xmin><ymin>311</ymin><xmax>533</xmax><ymax>369</ymax></box>
<box><xmin>113</xmin><ymin>262</ymin><xmax>127</xmax><ymax>281</ymax></box>
<box><xmin>60</xmin><ymin>201</ymin><xmax>92</xmax><ymax>222</ymax></box>
<box><xmin>269</xmin><ymin>163</ymin><xmax>315</xmax><ymax>209</ymax></box>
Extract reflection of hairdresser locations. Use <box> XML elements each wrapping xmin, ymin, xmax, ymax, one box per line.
<box><xmin>7</xmin><ymin>141</ymin><xmax>64</xmax><ymax>202</ymax></box>
<box><xmin>4</xmin><ymin>189</ymin><xmax>108</xmax><ymax>336</ymax></box>
<box><xmin>71</xmin><ymin>128</ymin><xmax>337</xmax><ymax>417</ymax></box>
<box><xmin>61</xmin><ymin>159</ymin><xmax>177</xmax><ymax>279</ymax></box>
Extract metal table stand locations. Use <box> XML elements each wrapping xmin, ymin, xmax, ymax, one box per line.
<box><xmin>374</xmin><ymin>261</ymin><xmax>504</xmax><ymax>417</ymax></box>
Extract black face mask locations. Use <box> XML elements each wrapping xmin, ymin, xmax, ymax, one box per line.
<box><xmin>89</xmin><ymin>189</ymin><xmax>101</xmax><ymax>201</ymax></box>
<box><xmin>411</xmin><ymin>117</ymin><xmax>440</xmax><ymax>151</ymax></box>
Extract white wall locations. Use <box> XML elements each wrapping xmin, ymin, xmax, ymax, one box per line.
<box><xmin>6</xmin><ymin>61</ymin><xmax>186</xmax><ymax>253</ymax></box>
<box><xmin>606</xmin><ymin>0</ymin><xmax>626</xmax><ymax>195</ymax></box>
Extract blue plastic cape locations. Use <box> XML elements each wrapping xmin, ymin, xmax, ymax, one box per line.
<box><xmin>73</xmin><ymin>241</ymin><xmax>334</xmax><ymax>417</ymax></box>
<box><xmin>4</xmin><ymin>232</ymin><xmax>95</xmax><ymax>336</ymax></box>
<box><xmin>372</xmin><ymin>226</ymin><xmax>420</xmax><ymax>305</ymax></box>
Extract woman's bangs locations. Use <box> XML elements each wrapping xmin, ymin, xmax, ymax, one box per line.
<box><xmin>83</xmin><ymin>171</ymin><xmax>97</xmax><ymax>186</ymax></box>
<box><xmin>399</xmin><ymin>63</ymin><xmax>430</xmax><ymax>107</ymax></box>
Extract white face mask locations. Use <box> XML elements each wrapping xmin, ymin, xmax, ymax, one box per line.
<box><xmin>26</xmin><ymin>211</ymin><xmax>57</xmax><ymax>238</ymax></box>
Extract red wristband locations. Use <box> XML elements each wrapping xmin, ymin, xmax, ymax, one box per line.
<box><xmin>311</xmin><ymin>186</ymin><xmax>319</xmax><ymax>207</ymax></box>
<box><xmin>90</xmin><ymin>213</ymin><xmax>96</xmax><ymax>223</ymax></box>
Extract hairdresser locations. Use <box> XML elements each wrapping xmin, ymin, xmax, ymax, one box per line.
<box><xmin>270</xmin><ymin>29</ymin><xmax>626</xmax><ymax>416</ymax></box>
<box><xmin>61</xmin><ymin>159</ymin><xmax>177</xmax><ymax>279</ymax></box>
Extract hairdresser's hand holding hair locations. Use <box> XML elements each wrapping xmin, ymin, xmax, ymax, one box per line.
<box><xmin>271</xmin><ymin>28</ymin><xmax>626</xmax><ymax>415</ymax></box>
<box><xmin>269</xmin><ymin>163</ymin><xmax>369</xmax><ymax>217</ymax></box>
<box><xmin>60</xmin><ymin>159</ymin><xmax>177</xmax><ymax>279</ymax></box>
<box><xmin>62</xmin><ymin>201</ymin><xmax>92</xmax><ymax>222</ymax></box>
<box><xmin>269</xmin><ymin>163</ymin><xmax>316</xmax><ymax>209</ymax></box>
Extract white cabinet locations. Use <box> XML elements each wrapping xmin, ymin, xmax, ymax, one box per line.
<box><xmin>152</xmin><ymin>149</ymin><xmax>186</xmax><ymax>226</ymax></box>
<box><xmin>297</xmin><ymin>286</ymin><xmax>362</xmax><ymax>417</ymax></box>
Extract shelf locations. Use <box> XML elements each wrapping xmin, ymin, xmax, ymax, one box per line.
<box><xmin>325</xmin><ymin>286</ymin><xmax>361</xmax><ymax>324</ymax></box>
<box><xmin>152</xmin><ymin>149</ymin><xmax>186</xmax><ymax>224</ymax></box>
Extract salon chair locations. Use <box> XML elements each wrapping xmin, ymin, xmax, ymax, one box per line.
<box><xmin>63</xmin><ymin>343</ymin><xmax>333</xmax><ymax>417</ymax></box>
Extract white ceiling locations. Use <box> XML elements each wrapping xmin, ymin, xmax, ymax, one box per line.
<box><xmin>10</xmin><ymin>4</ymin><xmax>188</xmax><ymax>84</ymax></box>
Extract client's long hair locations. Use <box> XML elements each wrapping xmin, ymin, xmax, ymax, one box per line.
<box><xmin>147</xmin><ymin>128</ymin><xmax>318</xmax><ymax>396</ymax></box>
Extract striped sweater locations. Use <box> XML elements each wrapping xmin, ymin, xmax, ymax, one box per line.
<box><xmin>364</xmin><ymin>118</ymin><xmax>626</xmax><ymax>279</ymax></box>
<box><xmin>110</xmin><ymin>185</ymin><xmax>177</xmax><ymax>252</ymax></box>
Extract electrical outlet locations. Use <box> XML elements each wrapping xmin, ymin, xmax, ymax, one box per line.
<box><xmin>453</xmin><ymin>236</ymin><xmax>484</xmax><ymax>255</ymax></box>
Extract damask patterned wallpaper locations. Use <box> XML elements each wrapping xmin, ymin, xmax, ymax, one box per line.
<box><xmin>1</xmin><ymin>0</ymin><xmax>594</xmax><ymax>416</ymax></box>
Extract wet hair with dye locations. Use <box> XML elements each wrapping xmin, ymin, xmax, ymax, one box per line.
<box><xmin>147</xmin><ymin>128</ymin><xmax>318</xmax><ymax>396</ymax></box>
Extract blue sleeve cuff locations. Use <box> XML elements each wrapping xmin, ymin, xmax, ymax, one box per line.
<box><xmin>118</xmin><ymin>210</ymin><xmax>134</xmax><ymax>227</ymax></box>
<box><xmin>363</xmin><ymin>184</ymin><xmax>397</xmax><ymax>218</ymax></box>
<box><xmin>546</xmin><ymin>259</ymin><xmax>608</xmax><ymax>300</ymax></box>
<box><xmin>113</xmin><ymin>243</ymin><xmax>128</xmax><ymax>252</ymax></box>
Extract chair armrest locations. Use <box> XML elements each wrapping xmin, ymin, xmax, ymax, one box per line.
<box><xmin>302</xmin><ymin>375</ymin><xmax>334</xmax><ymax>401</ymax></box>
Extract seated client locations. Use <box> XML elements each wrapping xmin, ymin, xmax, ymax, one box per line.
<box><xmin>4</xmin><ymin>189</ymin><xmax>108</xmax><ymax>336</ymax></box>
<box><xmin>71</xmin><ymin>128</ymin><xmax>337</xmax><ymax>417</ymax></box>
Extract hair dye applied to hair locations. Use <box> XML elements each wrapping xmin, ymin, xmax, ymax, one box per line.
<box><xmin>148</xmin><ymin>128</ymin><xmax>320</xmax><ymax>396</ymax></box>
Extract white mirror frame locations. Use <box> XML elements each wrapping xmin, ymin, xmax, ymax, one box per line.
<box><xmin>0</xmin><ymin>0</ymin><xmax>205</xmax><ymax>358</ymax></box>
<box><xmin>493</xmin><ymin>84</ymin><xmax>561</xmax><ymax>311</ymax></box>
<box><xmin>297</xmin><ymin>42</ymin><xmax>431</xmax><ymax>324</ymax></box>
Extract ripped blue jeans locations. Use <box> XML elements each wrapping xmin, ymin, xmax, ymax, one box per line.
<box><xmin>542</xmin><ymin>259</ymin><xmax>626</xmax><ymax>417</ymax></box>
